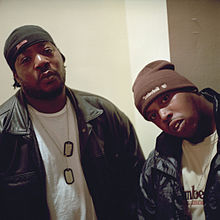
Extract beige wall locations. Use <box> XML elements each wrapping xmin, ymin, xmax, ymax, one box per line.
<box><xmin>167</xmin><ymin>0</ymin><xmax>220</xmax><ymax>91</ymax></box>
<box><xmin>0</xmin><ymin>0</ymin><xmax>170</xmax><ymax>157</ymax></box>
<box><xmin>125</xmin><ymin>0</ymin><xmax>170</xmax><ymax>156</ymax></box>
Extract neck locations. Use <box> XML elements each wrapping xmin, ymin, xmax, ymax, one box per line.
<box><xmin>25</xmin><ymin>88</ymin><xmax>67</xmax><ymax>113</ymax></box>
<box><xmin>188</xmin><ymin>96</ymin><xmax>216</xmax><ymax>144</ymax></box>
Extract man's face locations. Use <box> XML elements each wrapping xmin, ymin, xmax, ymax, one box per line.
<box><xmin>145</xmin><ymin>91</ymin><xmax>200</xmax><ymax>139</ymax></box>
<box><xmin>14</xmin><ymin>41</ymin><xmax>66</xmax><ymax>100</ymax></box>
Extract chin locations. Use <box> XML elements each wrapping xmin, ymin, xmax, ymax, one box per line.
<box><xmin>24</xmin><ymin>84</ymin><xmax>65</xmax><ymax>100</ymax></box>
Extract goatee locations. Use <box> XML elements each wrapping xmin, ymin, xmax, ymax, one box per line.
<box><xmin>22</xmin><ymin>82</ymin><xmax>65</xmax><ymax>100</ymax></box>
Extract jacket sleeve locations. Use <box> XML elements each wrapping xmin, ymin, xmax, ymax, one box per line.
<box><xmin>92</xmin><ymin>94</ymin><xmax>145</xmax><ymax>173</ymax></box>
<box><xmin>104</xmin><ymin>98</ymin><xmax>145</xmax><ymax>175</ymax></box>
<box><xmin>138</xmin><ymin>150</ymin><xmax>157</xmax><ymax>220</ymax></box>
<box><xmin>99</xmin><ymin>97</ymin><xmax>146</xmax><ymax>218</ymax></box>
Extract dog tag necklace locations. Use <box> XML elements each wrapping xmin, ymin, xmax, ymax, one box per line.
<box><xmin>34</xmin><ymin>103</ymin><xmax>75</xmax><ymax>184</ymax></box>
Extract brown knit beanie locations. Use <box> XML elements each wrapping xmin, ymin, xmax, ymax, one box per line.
<box><xmin>132</xmin><ymin>60</ymin><xmax>198</xmax><ymax>119</ymax></box>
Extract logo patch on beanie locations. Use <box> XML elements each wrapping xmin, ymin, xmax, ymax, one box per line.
<box><xmin>142</xmin><ymin>83</ymin><xmax>167</xmax><ymax>100</ymax></box>
<box><xmin>16</xmin><ymin>39</ymin><xmax>28</xmax><ymax>50</ymax></box>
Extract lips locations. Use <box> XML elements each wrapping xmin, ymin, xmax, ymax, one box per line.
<box><xmin>169</xmin><ymin>119</ymin><xmax>184</xmax><ymax>132</ymax></box>
<box><xmin>40</xmin><ymin>70</ymin><xmax>57</xmax><ymax>81</ymax></box>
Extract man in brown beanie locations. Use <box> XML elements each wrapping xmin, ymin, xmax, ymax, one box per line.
<box><xmin>0</xmin><ymin>25</ymin><xmax>145</xmax><ymax>220</ymax></box>
<box><xmin>133</xmin><ymin>60</ymin><xmax>220</xmax><ymax>219</ymax></box>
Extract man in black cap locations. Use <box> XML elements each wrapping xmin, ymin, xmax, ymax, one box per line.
<box><xmin>1</xmin><ymin>25</ymin><xmax>145</xmax><ymax>220</ymax></box>
<box><xmin>132</xmin><ymin>60</ymin><xmax>220</xmax><ymax>220</ymax></box>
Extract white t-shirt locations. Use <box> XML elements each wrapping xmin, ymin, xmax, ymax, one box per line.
<box><xmin>182</xmin><ymin>130</ymin><xmax>218</xmax><ymax>220</ymax></box>
<box><xmin>28</xmin><ymin>98</ymin><xmax>97</xmax><ymax>220</ymax></box>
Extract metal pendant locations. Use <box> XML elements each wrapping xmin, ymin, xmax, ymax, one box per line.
<box><xmin>64</xmin><ymin>141</ymin><xmax>73</xmax><ymax>157</ymax></box>
<box><xmin>64</xmin><ymin>168</ymin><xmax>74</xmax><ymax>184</ymax></box>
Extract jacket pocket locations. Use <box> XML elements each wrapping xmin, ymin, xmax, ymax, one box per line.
<box><xmin>0</xmin><ymin>171</ymin><xmax>48</xmax><ymax>220</ymax></box>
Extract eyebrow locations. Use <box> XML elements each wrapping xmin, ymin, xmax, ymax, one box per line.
<box><xmin>33</xmin><ymin>41</ymin><xmax>52</xmax><ymax>48</ymax></box>
<box><xmin>35</xmin><ymin>41</ymin><xmax>52</xmax><ymax>48</ymax></box>
<box><xmin>22</xmin><ymin>42</ymin><xmax>53</xmax><ymax>53</ymax></box>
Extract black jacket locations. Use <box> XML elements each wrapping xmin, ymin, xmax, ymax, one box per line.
<box><xmin>0</xmin><ymin>87</ymin><xmax>145</xmax><ymax>220</ymax></box>
<box><xmin>138</xmin><ymin>88</ymin><xmax>220</xmax><ymax>220</ymax></box>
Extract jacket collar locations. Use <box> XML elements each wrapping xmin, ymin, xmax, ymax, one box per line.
<box><xmin>3</xmin><ymin>87</ymin><xmax>103</xmax><ymax>135</ymax></box>
<box><xmin>66</xmin><ymin>87</ymin><xmax>104</xmax><ymax>156</ymax></box>
<box><xmin>66</xmin><ymin>88</ymin><xmax>103</xmax><ymax>123</ymax></box>
<box><xmin>154</xmin><ymin>132</ymin><xmax>183</xmax><ymax>178</ymax></box>
<box><xmin>200</xmin><ymin>88</ymin><xmax>220</xmax><ymax>135</ymax></box>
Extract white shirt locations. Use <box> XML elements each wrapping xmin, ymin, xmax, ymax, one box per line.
<box><xmin>28</xmin><ymin>98</ymin><xmax>97</xmax><ymax>220</ymax></box>
<box><xmin>182</xmin><ymin>130</ymin><xmax>218</xmax><ymax>220</ymax></box>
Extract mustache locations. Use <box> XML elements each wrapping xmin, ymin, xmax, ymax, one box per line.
<box><xmin>37</xmin><ymin>62</ymin><xmax>66</xmax><ymax>83</ymax></box>
<box><xmin>39</xmin><ymin>69</ymin><xmax>60</xmax><ymax>81</ymax></box>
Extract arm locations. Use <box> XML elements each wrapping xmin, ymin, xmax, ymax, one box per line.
<box><xmin>100</xmin><ymin>97</ymin><xmax>146</xmax><ymax>219</ymax></box>
<box><xmin>138</xmin><ymin>151</ymin><xmax>157</xmax><ymax>220</ymax></box>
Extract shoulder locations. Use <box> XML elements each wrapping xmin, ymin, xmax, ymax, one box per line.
<box><xmin>72</xmin><ymin>89</ymin><xmax>119</xmax><ymax>110</ymax></box>
<box><xmin>68</xmin><ymin>88</ymin><xmax>131</xmax><ymax>124</ymax></box>
<box><xmin>200</xmin><ymin>88</ymin><xmax>220</xmax><ymax>102</ymax></box>
<box><xmin>0</xmin><ymin>90</ymin><xmax>26</xmax><ymax>131</ymax></box>
<box><xmin>155</xmin><ymin>132</ymin><xmax>182</xmax><ymax>156</ymax></box>
<box><xmin>142</xmin><ymin>150</ymin><xmax>156</xmax><ymax>174</ymax></box>
<box><xmin>0</xmin><ymin>94</ymin><xmax>18</xmax><ymax>118</ymax></box>
<box><xmin>0</xmin><ymin>95</ymin><xmax>17</xmax><ymax>131</ymax></box>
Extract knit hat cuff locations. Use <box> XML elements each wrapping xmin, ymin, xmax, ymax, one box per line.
<box><xmin>132</xmin><ymin>60</ymin><xmax>198</xmax><ymax>119</ymax></box>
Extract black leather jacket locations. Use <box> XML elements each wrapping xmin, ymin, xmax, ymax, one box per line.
<box><xmin>0</xmin><ymin>87</ymin><xmax>145</xmax><ymax>220</ymax></box>
<box><xmin>138</xmin><ymin>88</ymin><xmax>220</xmax><ymax>220</ymax></box>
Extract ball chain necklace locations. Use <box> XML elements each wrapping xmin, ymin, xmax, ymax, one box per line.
<box><xmin>33</xmin><ymin>102</ymin><xmax>75</xmax><ymax>184</ymax></box>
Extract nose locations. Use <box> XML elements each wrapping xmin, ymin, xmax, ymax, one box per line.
<box><xmin>34</xmin><ymin>54</ymin><xmax>49</xmax><ymax>70</ymax></box>
<box><xmin>158</xmin><ymin>107</ymin><xmax>172</xmax><ymax>121</ymax></box>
